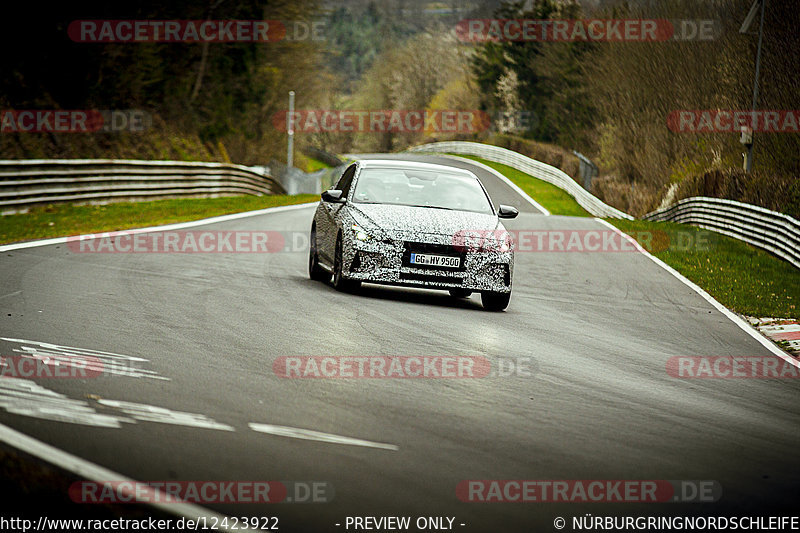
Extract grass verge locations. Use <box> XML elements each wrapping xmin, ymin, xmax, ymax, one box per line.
<box><xmin>0</xmin><ymin>194</ymin><xmax>317</xmax><ymax>245</ymax></box>
<box><xmin>451</xmin><ymin>154</ymin><xmax>592</xmax><ymax>217</ymax></box>
<box><xmin>303</xmin><ymin>156</ymin><xmax>331</xmax><ymax>172</ymax></box>
<box><xmin>609</xmin><ymin>219</ymin><xmax>799</xmax><ymax>320</ymax></box>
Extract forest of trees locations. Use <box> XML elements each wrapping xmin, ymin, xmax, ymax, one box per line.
<box><xmin>468</xmin><ymin>0</ymin><xmax>799</xmax><ymax>215</ymax></box>
<box><xmin>0</xmin><ymin>0</ymin><xmax>330</xmax><ymax>163</ymax></box>
<box><xmin>1</xmin><ymin>0</ymin><xmax>797</xmax><ymax>215</ymax></box>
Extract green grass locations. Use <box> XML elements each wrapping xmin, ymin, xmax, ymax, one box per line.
<box><xmin>609</xmin><ymin>219</ymin><xmax>800</xmax><ymax>319</ymax></box>
<box><xmin>0</xmin><ymin>194</ymin><xmax>318</xmax><ymax>245</ymax></box>
<box><xmin>304</xmin><ymin>156</ymin><xmax>331</xmax><ymax>173</ymax></box>
<box><xmin>451</xmin><ymin>154</ymin><xmax>592</xmax><ymax>217</ymax></box>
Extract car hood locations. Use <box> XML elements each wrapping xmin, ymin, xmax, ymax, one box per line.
<box><xmin>349</xmin><ymin>203</ymin><xmax>502</xmax><ymax>238</ymax></box>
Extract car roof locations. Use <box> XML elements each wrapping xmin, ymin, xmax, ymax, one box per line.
<box><xmin>357</xmin><ymin>159</ymin><xmax>477</xmax><ymax>178</ymax></box>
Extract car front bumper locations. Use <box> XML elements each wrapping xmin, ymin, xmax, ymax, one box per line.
<box><xmin>342</xmin><ymin>236</ymin><xmax>513</xmax><ymax>293</ymax></box>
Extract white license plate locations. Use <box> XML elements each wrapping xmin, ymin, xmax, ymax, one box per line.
<box><xmin>410</xmin><ymin>253</ymin><xmax>460</xmax><ymax>268</ymax></box>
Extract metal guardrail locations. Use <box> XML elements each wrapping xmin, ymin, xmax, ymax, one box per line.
<box><xmin>644</xmin><ymin>197</ymin><xmax>800</xmax><ymax>269</ymax></box>
<box><xmin>6</xmin><ymin>149</ymin><xmax>796</xmax><ymax>270</ymax></box>
<box><xmin>0</xmin><ymin>159</ymin><xmax>285</xmax><ymax>210</ymax></box>
<box><xmin>407</xmin><ymin>141</ymin><xmax>633</xmax><ymax>219</ymax></box>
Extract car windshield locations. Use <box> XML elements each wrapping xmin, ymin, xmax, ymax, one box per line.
<box><xmin>352</xmin><ymin>167</ymin><xmax>493</xmax><ymax>214</ymax></box>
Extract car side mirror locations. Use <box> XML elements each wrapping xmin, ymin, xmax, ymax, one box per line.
<box><xmin>498</xmin><ymin>205</ymin><xmax>519</xmax><ymax>219</ymax></box>
<box><xmin>321</xmin><ymin>189</ymin><xmax>345</xmax><ymax>203</ymax></box>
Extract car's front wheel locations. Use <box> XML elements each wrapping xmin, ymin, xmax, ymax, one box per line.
<box><xmin>481</xmin><ymin>291</ymin><xmax>510</xmax><ymax>311</ymax></box>
<box><xmin>332</xmin><ymin>234</ymin><xmax>360</xmax><ymax>292</ymax></box>
<box><xmin>309</xmin><ymin>225</ymin><xmax>330</xmax><ymax>282</ymax></box>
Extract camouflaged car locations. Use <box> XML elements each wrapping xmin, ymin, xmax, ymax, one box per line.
<box><xmin>308</xmin><ymin>159</ymin><xmax>518</xmax><ymax>311</ymax></box>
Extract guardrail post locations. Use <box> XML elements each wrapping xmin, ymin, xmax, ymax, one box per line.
<box><xmin>573</xmin><ymin>151</ymin><xmax>598</xmax><ymax>191</ymax></box>
<box><xmin>287</xmin><ymin>91</ymin><xmax>295</xmax><ymax>169</ymax></box>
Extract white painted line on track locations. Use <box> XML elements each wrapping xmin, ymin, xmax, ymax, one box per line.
<box><xmin>98</xmin><ymin>400</ymin><xmax>234</xmax><ymax>431</ymax></box>
<box><xmin>249</xmin><ymin>423</ymin><xmax>399</xmax><ymax>451</ymax></box>
<box><xmin>595</xmin><ymin>218</ymin><xmax>800</xmax><ymax>368</ymax></box>
<box><xmin>0</xmin><ymin>421</ymin><xmax>238</xmax><ymax>529</ymax></box>
<box><xmin>0</xmin><ymin>202</ymin><xmax>317</xmax><ymax>253</ymax></box>
<box><xmin>0</xmin><ymin>290</ymin><xmax>22</xmax><ymax>300</ymax></box>
<box><xmin>0</xmin><ymin>378</ymin><xmax>132</xmax><ymax>427</ymax></box>
<box><xmin>2</xmin><ymin>337</ymin><xmax>168</xmax><ymax>381</ymax></box>
<box><xmin>434</xmin><ymin>154</ymin><xmax>551</xmax><ymax>216</ymax></box>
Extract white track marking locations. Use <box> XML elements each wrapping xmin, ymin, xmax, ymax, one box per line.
<box><xmin>0</xmin><ymin>379</ymin><xmax>132</xmax><ymax>427</ymax></box>
<box><xmin>98</xmin><ymin>400</ymin><xmax>234</xmax><ymax>431</ymax></box>
<box><xmin>249</xmin><ymin>423</ymin><xmax>399</xmax><ymax>451</ymax></box>
<box><xmin>595</xmin><ymin>218</ymin><xmax>799</xmax><ymax>368</ymax></box>
<box><xmin>2</xmin><ymin>337</ymin><xmax>168</xmax><ymax>380</ymax></box>
<box><xmin>427</xmin><ymin>154</ymin><xmax>551</xmax><ymax>215</ymax></box>
<box><xmin>0</xmin><ymin>290</ymin><xmax>22</xmax><ymax>300</ymax></box>
<box><xmin>0</xmin><ymin>202</ymin><xmax>316</xmax><ymax>252</ymax></box>
<box><xmin>0</xmin><ymin>421</ymin><xmax>237</xmax><ymax>529</ymax></box>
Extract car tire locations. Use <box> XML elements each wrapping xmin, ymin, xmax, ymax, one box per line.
<box><xmin>481</xmin><ymin>291</ymin><xmax>510</xmax><ymax>311</ymax></box>
<box><xmin>332</xmin><ymin>234</ymin><xmax>360</xmax><ymax>292</ymax></box>
<box><xmin>309</xmin><ymin>225</ymin><xmax>330</xmax><ymax>282</ymax></box>
<box><xmin>448</xmin><ymin>289</ymin><xmax>473</xmax><ymax>298</ymax></box>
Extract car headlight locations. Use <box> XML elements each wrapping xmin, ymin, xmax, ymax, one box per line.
<box><xmin>493</xmin><ymin>232</ymin><xmax>513</xmax><ymax>253</ymax></box>
<box><xmin>351</xmin><ymin>224</ymin><xmax>371</xmax><ymax>241</ymax></box>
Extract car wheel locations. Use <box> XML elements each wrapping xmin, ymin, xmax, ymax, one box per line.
<box><xmin>332</xmin><ymin>234</ymin><xmax>360</xmax><ymax>292</ymax></box>
<box><xmin>308</xmin><ymin>225</ymin><xmax>330</xmax><ymax>282</ymax></box>
<box><xmin>448</xmin><ymin>289</ymin><xmax>473</xmax><ymax>298</ymax></box>
<box><xmin>481</xmin><ymin>291</ymin><xmax>510</xmax><ymax>311</ymax></box>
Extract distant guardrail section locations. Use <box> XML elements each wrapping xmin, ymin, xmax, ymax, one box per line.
<box><xmin>0</xmin><ymin>159</ymin><xmax>284</xmax><ymax>211</ymax></box>
<box><xmin>644</xmin><ymin>197</ymin><xmax>800</xmax><ymax>269</ymax></box>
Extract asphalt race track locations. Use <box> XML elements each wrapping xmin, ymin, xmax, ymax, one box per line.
<box><xmin>1</xmin><ymin>154</ymin><xmax>798</xmax><ymax>531</ymax></box>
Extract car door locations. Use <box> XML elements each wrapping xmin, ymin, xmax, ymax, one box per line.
<box><xmin>318</xmin><ymin>163</ymin><xmax>356</xmax><ymax>264</ymax></box>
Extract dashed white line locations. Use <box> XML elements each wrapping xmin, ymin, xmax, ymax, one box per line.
<box><xmin>0</xmin><ymin>290</ymin><xmax>22</xmax><ymax>300</ymax></box>
<box><xmin>249</xmin><ymin>423</ymin><xmax>399</xmax><ymax>451</ymax></box>
<box><xmin>2</xmin><ymin>337</ymin><xmax>168</xmax><ymax>381</ymax></box>
<box><xmin>98</xmin><ymin>400</ymin><xmax>234</xmax><ymax>431</ymax></box>
<box><xmin>0</xmin><ymin>378</ymin><xmax>132</xmax><ymax>428</ymax></box>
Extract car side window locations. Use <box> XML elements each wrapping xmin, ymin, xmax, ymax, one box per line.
<box><xmin>336</xmin><ymin>164</ymin><xmax>357</xmax><ymax>197</ymax></box>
